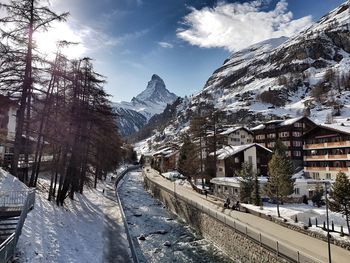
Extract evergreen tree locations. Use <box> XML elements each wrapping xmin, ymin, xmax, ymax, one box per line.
<box><xmin>178</xmin><ymin>134</ymin><xmax>199</xmax><ymax>182</ymax></box>
<box><xmin>311</xmin><ymin>183</ymin><xmax>324</xmax><ymax>208</ymax></box>
<box><xmin>236</xmin><ymin>162</ymin><xmax>254</xmax><ymax>204</ymax></box>
<box><xmin>330</xmin><ymin>171</ymin><xmax>350</xmax><ymax>235</ymax></box>
<box><xmin>265</xmin><ymin>140</ymin><xmax>294</xmax><ymax>217</ymax></box>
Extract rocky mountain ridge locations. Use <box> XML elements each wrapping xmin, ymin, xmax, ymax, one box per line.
<box><xmin>113</xmin><ymin>74</ymin><xmax>178</xmax><ymax>137</ymax></box>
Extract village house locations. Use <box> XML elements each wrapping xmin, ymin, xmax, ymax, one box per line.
<box><xmin>151</xmin><ymin>145</ymin><xmax>180</xmax><ymax>173</ymax></box>
<box><xmin>0</xmin><ymin>95</ymin><xmax>17</xmax><ymax>167</ymax></box>
<box><xmin>303</xmin><ymin>124</ymin><xmax>350</xmax><ymax>180</ymax></box>
<box><xmin>212</xmin><ymin>143</ymin><xmax>272</xmax><ymax>178</ymax></box>
<box><xmin>251</xmin><ymin>117</ymin><xmax>316</xmax><ymax>168</ymax></box>
<box><xmin>219</xmin><ymin>126</ymin><xmax>254</xmax><ymax>146</ymax></box>
<box><xmin>210</xmin><ymin>176</ymin><xmax>268</xmax><ymax>201</ymax></box>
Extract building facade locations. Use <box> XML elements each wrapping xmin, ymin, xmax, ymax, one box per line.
<box><xmin>303</xmin><ymin>124</ymin><xmax>350</xmax><ymax>180</ymax></box>
<box><xmin>0</xmin><ymin>95</ymin><xmax>17</xmax><ymax>167</ymax></box>
<box><xmin>219</xmin><ymin>126</ymin><xmax>254</xmax><ymax>146</ymax></box>
<box><xmin>213</xmin><ymin>143</ymin><xmax>272</xmax><ymax>177</ymax></box>
<box><xmin>251</xmin><ymin>117</ymin><xmax>316</xmax><ymax>168</ymax></box>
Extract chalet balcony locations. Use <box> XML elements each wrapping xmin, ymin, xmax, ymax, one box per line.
<box><xmin>304</xmin><ymin>154</ymin><xmax>350</xmax><ymax>161</ymax></box>
<box><xmin>304</xmin><ymin>166</ymin><xmax>349</xmax><ymax>172</ymax></box>
<box><xmin>304</xmin><ymin>141</ymin><xmax>350</xmax><ymax>149</ymax></box>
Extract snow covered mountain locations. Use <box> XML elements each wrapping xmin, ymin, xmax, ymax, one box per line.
<box><xmin>135</xmin><ymin>1</ymin><xmax>350</xmax><ymax>146</ymax></box>
<box><xmin>114</xmin><ymin>74</ymin><xmax>178</xmax><ymax>137</ymax></box>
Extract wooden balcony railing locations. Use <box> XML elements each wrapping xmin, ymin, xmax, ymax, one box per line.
<box><xmin>304</xmin><ymin>141</ymin><xmax>350</xmax><ymax>149</ymax></box>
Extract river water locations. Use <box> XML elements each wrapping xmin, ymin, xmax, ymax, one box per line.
<box><xmin>118</xmin><ymin>171</ymin><xmax>234</xmax><ymax>263</ymax></box>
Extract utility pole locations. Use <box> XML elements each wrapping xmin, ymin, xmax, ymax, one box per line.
<box><xmin>324</xmin><ymin>181</ymin><xmax>332</xmax><ymax>263</ymax></box>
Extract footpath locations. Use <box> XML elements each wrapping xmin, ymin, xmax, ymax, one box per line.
<box><xmin>102</xmin><ymin>180</ymin><xmax>133</xmax><ymax>263</ymax></box>
<box><xmin>145</xmin><ymin>168</ymin><xmax>350</xmax><ymax>263</ymax></box>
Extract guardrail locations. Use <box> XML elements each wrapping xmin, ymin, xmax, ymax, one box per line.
<box><xmin>0</xmin><ymin>188</ymin><xmax>35</xmax><ymax>263</ymax></box>
<box><xmin>114</xmin><ymin>165</ymin><xmax>141</xmax><ymax>263</ymax></box>
<box><xmin>0</xmin><ymin>191</ymin><xmax>29</xmax><ymax>207</ymax></box>
<box><xmin>144</xmin><ymin>170</ymin><xmax>322</xmax><ymax>263</ymax></box>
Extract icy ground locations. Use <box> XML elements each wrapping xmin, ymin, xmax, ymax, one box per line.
<box><xmin>118</xmin><ymin>171</ymin><xmax>234</xmax><ymax>263</ymax></box>
<box><xmin>244</xmin><ymin>202</ymin><xmax>350</xmax><ymax>242</ymax></box>
<box><xmin>15</xmin><ymin>175</ymin><xmax>106</xmax><ymax>263</ymax></box>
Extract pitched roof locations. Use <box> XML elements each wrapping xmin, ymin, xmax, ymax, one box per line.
<box><xmin>219</xmin><ymin>126</ymin><xmax>252</xmax><ymax>135</ymax></box>
<box><xmin>319</xmin><ymin>124</ymin><xmax>350</xmax><ymax>136</ymax></box>
<box><xmin>251</xmin><ymin>117</ymin><xmax>313</xmax><ymax>131</ymax></box>
<box><xmin>212</xmin><ymin>143</ymin><xmax>272</xmax><ymax>160</ymax></box>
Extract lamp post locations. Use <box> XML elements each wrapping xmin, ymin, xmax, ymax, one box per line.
<box><xmin>324</xmin><ymin>181</ymin><xmax>332</xmax><ymax>263</ymax></box>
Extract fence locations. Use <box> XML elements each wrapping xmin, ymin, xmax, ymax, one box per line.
<box><xmin>0</xmin><ymin>191</ymin><xmax>30</xmax><ymax>208</ymax></box>
<box><xmin>0</xmin><ymin>188</ymin><xmax>35</xmax><ymax>263</ymax></box>
<box><xmin>144</xmin><ymin>171</ymin><xmax>322</xmax><ymax>263</ymax></box>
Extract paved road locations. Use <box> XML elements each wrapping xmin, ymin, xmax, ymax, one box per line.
<box><xmin>145</xmin><ymin>168</ymin><xmax>350</xmax><ymax>263</ymax></box>
<box><xmin>102</xmin><ymin>183</ymin><xmax>133</xmax><ymax>263</ymax></box>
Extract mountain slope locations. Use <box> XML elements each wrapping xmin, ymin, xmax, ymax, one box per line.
<box><xmin>114</xmin><ymin>74</ymin><xmax>178</xmax><ymax>137</ymax></box>
<box><xmin>138</xmin><ymin>2</ymin><xmax>350</xmax><ymax>148</ymax></box>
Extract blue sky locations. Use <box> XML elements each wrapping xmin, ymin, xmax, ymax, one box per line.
<box><xmin>46</xmin><ymin>0</ymin><xmax>345</xmax><ymax>102</ymax></box>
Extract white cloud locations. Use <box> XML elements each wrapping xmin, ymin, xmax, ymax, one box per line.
<box><xmin>158</xmin><ymin>41</ymin><xmax>174</xmax><ymax>48</ymax></box>
<box><xmin>177</xmin><ymin>0</ymin><xmax>312</xmax><ymax>52</ymax></box>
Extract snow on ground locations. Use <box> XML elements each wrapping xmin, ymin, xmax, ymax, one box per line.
<box><xmin>0</xmin><ymin>168</ymin><xmax>28</xmax><ymax>191</ymax></box>
<box><xmin>16</xmin><ymin>175</ymin><xmax>106</xmax><ymax>263</ymax></box>
<box><xmin>243</xmin><ymin>202</ymin><xmax>350</xmax><ymax>243</ymax></box>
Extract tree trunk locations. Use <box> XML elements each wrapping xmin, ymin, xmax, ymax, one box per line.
<box><xmin>12</xmin><ymin>0</ymin><xmax>34</xmax><ymax>177</ymax></box>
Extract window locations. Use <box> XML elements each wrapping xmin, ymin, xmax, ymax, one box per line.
<box><xmin>218</xmin><ymin>167</ymin><xmax>223</xmax><ymax>172</ymax></box>
<box><xmin>235</xmin><ymin>157</ymin><xmax>240</xmax><ymax>163</ymax></box>
<box><xmin>248</xmin><ymin>156</ymin><xmax>253</xmax><ymax>165</ymax></box>
<box><xmin>256</xmin><ymin>134</ymin><xmax>265</xmax><ymax>140</ymax></box>
<box><xmin>326</xmin><ymin>173</ymin><xmax>331</xmax><ymax>179</ymax></box>
<box><xmin>312</xmin><ymin>173</ymin><xmax>320</xmax><ymax>180</ymax></box>
<box><xmin>292</xmin><ymin>131</ymin><xmax>302</xmax><ymax>137</ymax></box>
<box><xmin>224</xmin><ymin>186</ymin><xmax>228</xmax><ymax>191</ymax></box>
<box><xmin>279</xmin><ymin>132</ymin><xmax>289</xmax><ymax>138</ymax></box>
<box><xmin>267</xmin><ymin>142</ymin><xmax>275</xmax><ymax>148</ymax></box>
<box><xmin>294</xmin><ymin>122</ymin><xmax>303</xmax><ymax>128</ymax></box>
<box><xmin>282</xmin><ymin>141</ymin><xmax>291</xmax><ymax>147</ymax></box>
<box><xmin>246</xmin><ymin>139</ymin><xmax>252</xmax><ymax>143</ymax></box>
<box><xmin>241</xmin><ymin>135</ymin><xmax>245</xmax><ymax>139</ymax></box>
<box><xmin>293</xmin><ymin>141</ymin><xmax>302</xmax><ymax>147</ymax></box>
<box><xmin>267</xmin><ymin>133</ymin><xmax>276</xmax><ymax>139</ymax></box>
<box><xmin>294</xmin><ymin>188</ymin><xmax>300</xmax><ymax>195</ymax></box>
<box><xmin>293</xmin><ymin>151</ymin><xmax>302</xmax><ymax>157</ymax></box>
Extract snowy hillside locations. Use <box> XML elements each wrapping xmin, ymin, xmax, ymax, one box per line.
<box><xmin>136</xmin><ymin>2</ymin><xmax>350</xmax><ymax>148</ymax></box>
<box><xmin>114</xmin><ymin>74</ymin><xmax>178</xmax><ymax>137</ymax></box>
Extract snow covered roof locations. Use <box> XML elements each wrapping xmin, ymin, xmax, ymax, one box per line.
<box><xmin>251</xmin><ymin>117</ymin><xmax>312</xmax><ymax>131</ymax></box>
<box><xmin>212</xmin><ymin>143</ymin><xmax>272</xmax><ymax>160</ymax></box>
<box><xmin>0</xmin><ymin>168</ymin><xmax>28</xmax><ymax>191</ymax></box>
<box><xmin>219</xmin><ymin>126</ymin><xmax>252</xmax><ymax>135</ymax></box>
<box><xmin>319</xmin><ymin>124</ymin><xmax>350</xmax><ymax>136</ymax></box>
<box><xmin>211</xmin><ymin>176</ymin><xmax>268</xmax><ymax>187</ymax></box>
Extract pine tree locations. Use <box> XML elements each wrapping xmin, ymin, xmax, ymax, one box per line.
<box><xmin>236</xmin><ymin>162</ymin><xmax>255</xmax><ymax>204</ymax></box>
<box><xmin>178</xmin><ymin>134</ymin><xmax>199</xmax><ymax>181</ymax></box>
<box><xmin>330</xmin><ymin>171</ymin><xmax>350</xmax><ymax>235</ymax></box>
<box><xmin>265</xmin><ymin>140</ymin><xmax>294</xmax><ymax>217</ymax></box>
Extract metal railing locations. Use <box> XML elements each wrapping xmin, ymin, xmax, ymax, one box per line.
<box><xmin>0</xmin><ymin>188</ymin><xmax>35</xmax><ymax>263</ymax></box>
<box><xmin>0</xmin><ymin>191</ymin><xmax>29</xmax><ymax>208</ymax></box>
<box><xmin>144</xmin><ymin>170</ymin><xmax>322</xmax><ymax>263</ymax></box>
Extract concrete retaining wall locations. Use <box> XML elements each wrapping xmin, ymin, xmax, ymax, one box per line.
<box><xmin>144</xmin><ymin>176</ymin><xmax>289</xmax><ymax>263</ymax></box>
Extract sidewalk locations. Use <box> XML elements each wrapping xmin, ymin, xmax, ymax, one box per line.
<box><xmin>145</xmin><ymin>168</ymin><xmax>350</xmax><ymax>263</ymax></box>
<box><xmin>102</xmin><ymin>183</ymin><xmax>133</xmax><ymax>263</ymax></box>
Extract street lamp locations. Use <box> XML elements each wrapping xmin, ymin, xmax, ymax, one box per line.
<box><xmin>324</xmin><ymin>181</ymin><xmax>332</xmax><ymax>263</ymax></box>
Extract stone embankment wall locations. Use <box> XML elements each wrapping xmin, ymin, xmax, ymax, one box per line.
<box><xmin>144</xmin><ymin>175</ymin><xmax>289</xmax><ymax>263</ymax></box>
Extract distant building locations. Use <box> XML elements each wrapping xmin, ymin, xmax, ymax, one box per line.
<box><xmin>152</xmin><ymin>145</ymin><xmax>180</xmax><ymax>173</ymax></box>
<box><xmin>251</xmin><ymin>117</ymin><xmax>316</xmax><ymax>168</ymax></box>
<box><xmin>0</xmin><ymin>95</ymin><xmax>17</xmax><ymax>167</ymax></box>
<box><xmin>211</xmin><ymin>143</ymin><xmax>272</xmax><ymax>177</ymax></box>
<box><xmin>210</xmin><ymin>176</ymin><xmax>268</xmax><ymax>201</ymax></box>
<box><xmin>219</xmin><ymin>126</ymin><xmax>254</xmax><ymax>146</ymax></box>
<box><xmin>303</xmin><ymin>124</ymin><xmax>350</xmax><ymax>180</ymax></box>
